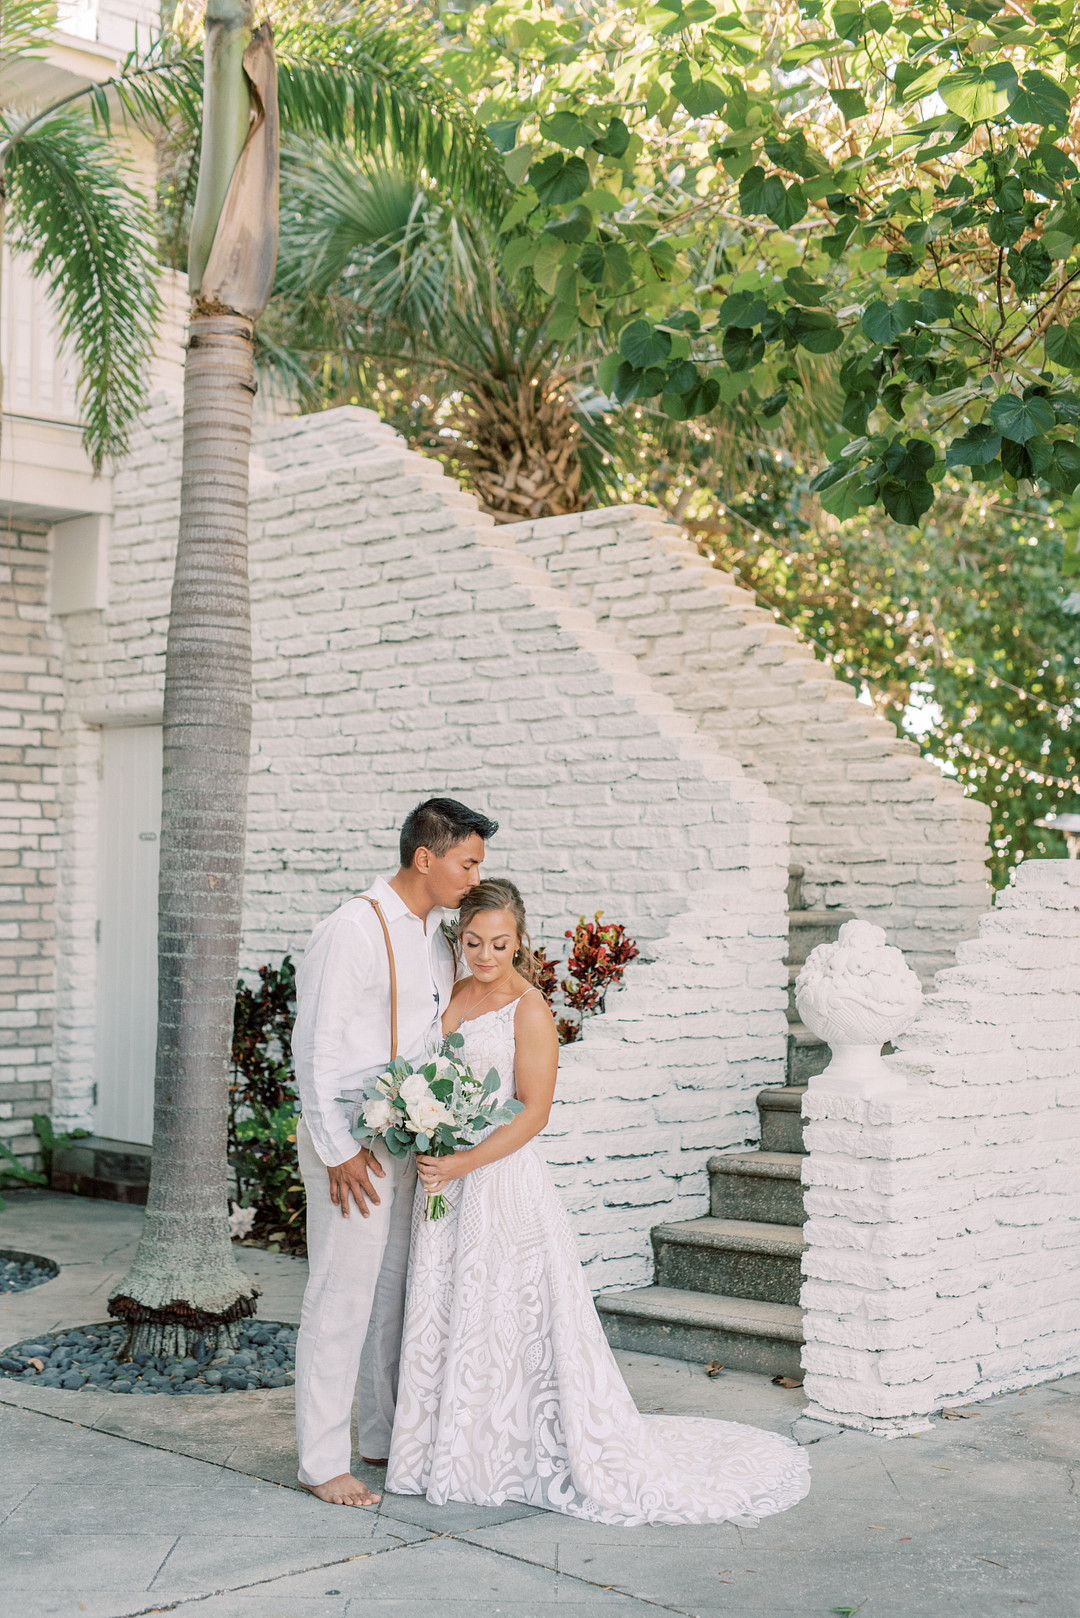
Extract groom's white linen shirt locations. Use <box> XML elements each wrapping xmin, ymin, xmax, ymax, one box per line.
<box><xmin>293</xmin><ymin>876</ymin><xmax>456</xmax><ymax>1167</ymax></box>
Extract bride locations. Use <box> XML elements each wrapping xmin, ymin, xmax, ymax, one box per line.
<box><xmin>385</xmin><ymin>879</ymin><xmax>811</xmax><ymax>1525</ymax></box>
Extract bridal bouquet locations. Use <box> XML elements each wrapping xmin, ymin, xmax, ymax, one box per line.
<box><xmin>342</xmin><ymin>1031</ymin><xmax>522</xmax><ymax>1219</ymax></box>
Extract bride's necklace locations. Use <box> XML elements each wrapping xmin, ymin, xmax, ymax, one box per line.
<box><xmin>466</xmin><ymin>975</ymin><xmax>515</xmax><ymax>1019</ymax></box>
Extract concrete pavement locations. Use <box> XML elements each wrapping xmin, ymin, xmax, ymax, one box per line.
<box><xmin>2</xmin><ymin>1191</ymin><xmax>1078</xmax><ymax>1618</ymax></box>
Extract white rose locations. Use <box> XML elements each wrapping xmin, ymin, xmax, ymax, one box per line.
<box><xmin>406</xmin><ymin>1096</ymin><xmax>453</xmax><ymax>1135</ymax></box>
<box><xmin>398</xmin><ymin>1072</ymin><xmax>431</xmax><ymax>1107</ymax></box>
<box><xmin>362</xmin><ymin>1096</ymin><xmax>396</xmax><ymax>1132</ymax></box>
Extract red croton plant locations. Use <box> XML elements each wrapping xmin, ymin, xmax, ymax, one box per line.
<box><xmin>537</xmin><ymin>913</ymin><xmax>640</xmax><ymax>1044</ymax></box>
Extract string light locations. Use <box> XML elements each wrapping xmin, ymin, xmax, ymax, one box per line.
<box><xmin>943</xmin><ymin>736</ymin><xmax>1080</xmax><ymax>792</ymax></box>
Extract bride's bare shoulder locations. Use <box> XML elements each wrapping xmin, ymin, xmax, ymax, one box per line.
<box><xmin>515</xmin><ymin>986</ymin><xmax>558</xmax><ymax>1038</ymax></box>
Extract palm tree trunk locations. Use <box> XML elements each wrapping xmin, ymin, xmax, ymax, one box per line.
<box><xmin>107</xmin><ymin>307</ymin><xmax>259</xmax><ymax>1350</ymax></box>
<box><xmin>109</xmin><ymin>0</ymin><xmax>278</xmax><ymax>1351</ymax></box>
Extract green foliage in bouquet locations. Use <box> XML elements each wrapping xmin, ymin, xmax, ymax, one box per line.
<box><xmin>348</xmin><ymin>1032</ymin><xmax>525</xmax><ymax>1218</ymax></box>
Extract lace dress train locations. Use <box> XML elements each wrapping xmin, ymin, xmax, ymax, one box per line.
<box><xmin>385</xmin><ymin>1000</ymin><xmax>811</xmax><ymax>1526</ymax></box>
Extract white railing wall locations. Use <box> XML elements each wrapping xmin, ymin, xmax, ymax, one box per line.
<box><xmin>798</xmin><ymin>859</ymin><xmax>1080</xmax><ymax>1435</ymax></box>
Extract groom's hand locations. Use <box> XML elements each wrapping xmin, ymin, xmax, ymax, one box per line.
<box><xmin>328</xmin><ymin>1148</ymin><xmax>385</xmax><ymax>1219</ymax></box>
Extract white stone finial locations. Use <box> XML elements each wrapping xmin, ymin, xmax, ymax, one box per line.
<box><xmin>795</xmin><ymin>919</ymin><xmax>923</xmax><ymax>1095</ymax></box>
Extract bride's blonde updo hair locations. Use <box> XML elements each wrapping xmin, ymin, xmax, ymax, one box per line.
<box><xmin>457</xmin><ymin>879</ymin><xmax>540</xmax><ymax>985</ymax></box>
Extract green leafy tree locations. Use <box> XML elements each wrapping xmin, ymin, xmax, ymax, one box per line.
<box><xmin>688</xmin><ymin>472</ymin><xmax>1079</xmax><ymax>887</ymax></box>
<box><xmin>443</xmin><ymin>0</ymin><xmax>1080</xmax><ymax>555</ymax></box>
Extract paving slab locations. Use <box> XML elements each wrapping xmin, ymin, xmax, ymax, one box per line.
<box><xmin>4</xmin><ymin>1189</ymin><xmax>1080</xmax><ymax>1618</ymax></box>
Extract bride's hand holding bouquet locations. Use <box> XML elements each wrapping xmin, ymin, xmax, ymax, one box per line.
<box><xmin>342</xmin><ymin>1031</ymin><xmax>522</xmax><ymax>1219</ymax></box>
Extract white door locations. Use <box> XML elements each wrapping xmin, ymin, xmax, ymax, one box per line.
<box><xmin>95</xmin><ymin>724</ymin><xmax>162</xmax><ymax>1145</ymax></box>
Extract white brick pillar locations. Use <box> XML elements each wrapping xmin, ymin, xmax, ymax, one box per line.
<box><xmin>793</xmin><ymin>917</ymin><xmax>936</xmax><ymax>1434</ymax></box>
<box><xmin>800</xmin><ymin>1089</ymin><xmax>941</xmax><ymax>1435</ymax></box>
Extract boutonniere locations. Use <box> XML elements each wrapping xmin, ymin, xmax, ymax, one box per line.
<box><xmin>441</xmin><ymin>917</ymin><xmax>459</xmax><ymax>950</ymax></box>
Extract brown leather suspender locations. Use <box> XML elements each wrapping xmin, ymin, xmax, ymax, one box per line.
<box><xmin>360</xmin><ymin>896</ymin><xmax>398</xmax><ymax>1062</ymax></box>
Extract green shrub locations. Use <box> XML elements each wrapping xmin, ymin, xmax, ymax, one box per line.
<box><xmin>230</xmin><ymin>957</ymin><xmax>305</xmax><ymax>1250</ymax></box>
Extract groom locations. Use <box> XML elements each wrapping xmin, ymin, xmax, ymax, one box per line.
<box><xmin>293</xmin><ymin>796</ymin><xmax>498</xmax><ymax>1506</ymax></box>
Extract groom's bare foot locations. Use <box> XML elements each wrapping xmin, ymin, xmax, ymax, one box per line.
<box><xmin>299</xmin><ymin>1473</ymin><xmax>380</xmax><ymax>1507</ymax></box>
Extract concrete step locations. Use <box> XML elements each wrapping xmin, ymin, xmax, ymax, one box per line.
<box><xmin>786</xmin><ymin>1021</ymin><xmax>831</xmax><ymax>1086</ymax></box>
<box><xmin>51</xmin><ymin>1136</ymin><xmax>151</xmax><ymax>1205</ymax></box>
<box><xmin>786</xmin><ymin>908</ymin><xmax>855</xmax><ymax>965</ymax></box>
<box><xmin>709</xmin><ymin>1151</ymin><xmax>806</xmax><ymax>1226</ymax></box>
<box><xmin>651</xmin><ymin>1218</ymin><xmax>805</xmax><ymax>1307</ymax></box>
<box><xmin>597</xmin><ymin>1286</ymin><xmax>804</xmax><ymax>1378</ymax></box>
<box><xmin>758</xmin><ymin>1086</ymin><xmax>806</xmax><ymax>1154</ymax></box>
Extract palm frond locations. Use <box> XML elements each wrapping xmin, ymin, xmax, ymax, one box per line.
<box><xmin>274</xmin><ymin>3</ymin><xmax>507</xmax><ymax>222</ymax></box>
<box><xmin>4</xmin><ymin>106</ymin><xmax>162</xmax><ymax>471</ymax></box>
<box><xmin>0</xmin><ymin>0</ymin><xmax>57</xmax><ymax>66</ymax></box>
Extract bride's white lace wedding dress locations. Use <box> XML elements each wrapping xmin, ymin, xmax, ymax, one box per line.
<box><xmin>385</xmin><ymin>998</ymin><xmax>811</xmax><ymax>1525</ymax></box>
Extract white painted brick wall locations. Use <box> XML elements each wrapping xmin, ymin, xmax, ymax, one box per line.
<box><xmin>800</xmin><ymin>859</ymin><xmax>1080</xmax><ymax>1433</ymax></box>
<box><xmin>0</xmin><ymin>527</ymin><xmax>62</xmax><ymax>1165</ymax></box>
<box><xmin>51</xmin><ymin>404</ymin><xmax>791</xmax><ymax>1287</ymax></box>
<box><xmin>502</xmin><ymin>509</ymin><xmax>991</xmax><ymax>985</ymax></box>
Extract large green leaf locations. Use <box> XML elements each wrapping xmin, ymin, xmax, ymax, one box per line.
<box><xmin>540</xmin><ymin>111</ymin><xmax>598</xmax><ymax>150</ymax></box>
<box><xmin>529</xmin><ymin>152</ymin><xmax>590</xmax><ymax>205</ymax></box>
<box><xmin>1006</xmin><ymin>240</ymin><xmax>1052</xmax><ymax>296</ymax></box>
<box><xmin>677</xmin><ymin>76</ymin><xmax>726</xmax><ymax>118</ymax></box>
<box><xmin>829</xmin><ymin>86</ymin><xmax>867</xmax><ymax>119</ymax></box>
<box><xmin>1046</xmin><ymin>324</ymin><xmax>1080</xmax><ymax>371</ymax></box>
<box><xmin>884</xmin><ymin>438</ymin><xmax>936</xmax><ymax>484</ymax></box>
<box><xmin>945</xmin><ymin>424</ymin><xmax>1002</xmax><ymax>468</ymax></box>
<box><xmin>722</xmin><ymin>325</ymin><xmax>764</xmax><ymax>369</ymax></box>
<box><xmin>593</xmin><ymin>118</ymin><xmax>630</xmax><ymax>158</ymax></box>
<box><xmin>939</xmin><ymin>63</ymin><xmax>1018</xmax><ymax>123</ymax></box>
<box><xmin>989</xmin><ymin>393</ymin><xmax>1056</xmax><ymax>443</ymax></box>
<box><xmin>738</xmin><ymin>165</ymin><xmax>784</xmax><ymax>217</ymax></box>
<box><xmin>718</xmin><ymin>290</ymin><xmax>767</xmax><ymax>328</ymax></box>
<box><xmin>881</xmin><ymin>477</ymin><xmax>934</xmax><ymax>525</ymax></box>
<box><xmin>765</xmin><ymin>181</ymin><xmax>807</xmax><ymax>229</ymax></box>
<box><xmin>1007</xmin><ymin>71</ymin><xmax>1071</xmax><ymax>130</ymax></box>
<box><xmin>1048</xmin><ymin>441</ymin><xmax>1080</xmax><ymax>495</ymax></box>
<box><xmin>620</xmin><ymin>319</ymin><xmax>671</xmax><ymax>368</ymax></box>
<box><xmin>785</xmin><ymin>307</ymin><xmax>843</xmax><ymax>354</ymax></box>
<box><xmin>486</xmin><ymin>119</ymin><xmax>521</xmax><ymax>154</ymax></box>
<box><xmin>861</xmin><ymin>299</ymin><xmax>915</xmax><ymax>343</ymax></box>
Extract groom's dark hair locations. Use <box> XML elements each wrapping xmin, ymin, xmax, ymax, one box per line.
<box><xmin>400</xmin><ymin>798</ymin><xmax>499</xmax><ymax>867</ymax></box>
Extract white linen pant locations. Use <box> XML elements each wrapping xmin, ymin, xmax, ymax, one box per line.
<box><xmin>294</xmin><ymin>1115</ymin><xmax>416</xmax><ymax>1485</ymax></box>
